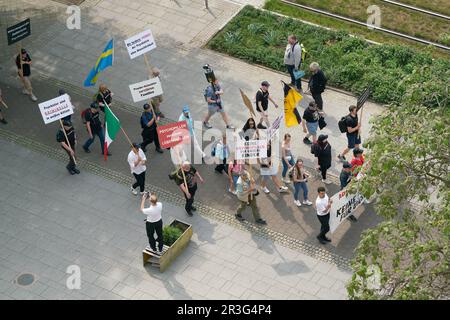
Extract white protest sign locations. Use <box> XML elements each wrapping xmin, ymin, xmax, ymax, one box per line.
<box><xmin>124</xmin><ymin>29</ymin><xmax>156</xmax><ymax>59</ymax></box>
<box><xmin>267</xmin><ymin>113</ymin><xmax>283</xmax><ymax>141</ymax></box>
<box><xmin>38</xmin><ymin>94</ymin><xmax>74</xmax><ymax>124</ymax></box>
<box><xmin>329</xmin><ymin>190</ymin><xmax>365</xmax><ymax>233</ymax></box>
<box><xmin>129</xmin><ymin>77</ymin><xmax>163</xmax><ymax>103</ymax></box>
<box><xmin>235</xmin><ymin>139</ymin><xmax>267</xmax><ymax>160</ymax></box>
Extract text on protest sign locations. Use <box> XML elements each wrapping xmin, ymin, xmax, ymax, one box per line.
<box><xmin>157</xmin><ymin>121</ymin><xmax>190</xmax><ymax>149</ymax></box>
<box><xmin>7</xmin><ymin>18</ymin><xmax>31</xmax><ymax>45</ymax></box>
<box><xmin>129</xmin><ymin>77</ymin><xmax>163</xmax><ymax>103</ymax></box>
<box><xmin>38</xmin><ymin>94</ymin><xmax>74</xmax><ymax>125</ymax></box>
<box><xmin>267</xmin><ymin>113</ymin><xmax>283</xmax><ymax>140</ymax></box>
<box><xmin>235</xmin><ymin>140</ymin><xmax>267</xmax><ymax>160</ymax></box>
<box><xmin>124</xmin><ymin>29</ymin><xmax>156</xmax><ymax>59</ymax></box>
<box><xmin>329</xmin><ymin>190</ymin><xmax>365</xmax><ymax>233</ymax></box>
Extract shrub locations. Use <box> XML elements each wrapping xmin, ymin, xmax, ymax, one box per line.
<box><xmin>163</xmin><ymin>226</ymin><xmax>183</xmax><ymax>247</ymax></box>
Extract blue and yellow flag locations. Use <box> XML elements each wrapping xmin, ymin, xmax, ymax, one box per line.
<box><xmin>83</xmin><ymin>39</ymin><xmax>114</xmax><ymax>87</ymax></box>
<box><xmin>283</xmin><ymin>81</ymin><xmax>303</xmax><ymax>127</ymax></box>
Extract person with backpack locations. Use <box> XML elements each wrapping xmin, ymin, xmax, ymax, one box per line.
<box><xmin>235</xmin><ymin>170</ymin><xmax>266</xmax><ymax>225</ymax></box>
<box><xmin>308</xmin><ymin>62</ymin><xmax>327</xmax><ymax>110</ymax></box>
<box><xmin>284</xmin><ymin>35</ymin><xmax>303</xmax><ymax>91</ymax></box>
<box><xmin>337</xmin><ymin>105</ymin><xmax>361</xmax><ymax>162</ymax></box>
<box><xmin>57</xmin><ymin>120</ymin><xmax>80</xmax><ymax>175</ymax></box>
<box><xmin>82</xmin><ymin>102</ymin><xmax>110</xmax><ymax>156</ymax></box>
<box><xmin>140</xmin><ymin>103</ymin><xmax>163</xmax><ymax>154</ymax></box>
<box><xmin>312</xmin><ymin>134</ymin><xmax>332</xmax><ymax>184</ymax></box>
<box><xmin>255</xmin><ymin>81</ymin><xmax>278</xmax><ymax>129</ymax></box>
<box><xmin>302</xmin><ymin>101</ymin><xmax>324</xmax><ymax>145</ymax></box>
<box><xmin>203</xmin><ymin>79</ymin><xmax>234</xmax><ymax>130</ymax></box>
<box><xmin>96</xmin><ymin>84</ymin><xmax>113</xmax><ymax>112</ymax></box>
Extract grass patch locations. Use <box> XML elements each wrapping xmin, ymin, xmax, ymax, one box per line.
<box><xmin>398</xmin><ymin>0</ymin><xmax>450</xmax><ymax>16</ymax></box>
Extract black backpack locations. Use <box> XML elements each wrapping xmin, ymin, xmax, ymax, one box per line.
<box><xmin>338</xmin><ymin>115</ymin><xmax>349</xmax><ymax>133</ymax></box>
<box><xmin>310</xmin><ymin>142</ymin><xmax>320</xmax><ymax>157</ymax></box>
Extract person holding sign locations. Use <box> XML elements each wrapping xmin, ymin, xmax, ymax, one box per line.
<box><xmin>175</xmin><ymin>161</ymin><xmax>204</xmax><ymax>217</ymax></box>
<box><xmin>235</xmin><ymin>171</ymin><xmax>266</xmax><ymax>225</ymax></box>
<box><xmin>140</xmin><ymin>103</ymin><xmax>163</xmax><ymax>154</ymax></box>
<box><xmin>56</xmin><ymin>120</ymin><xmax>80</xmax><ymax>175</ymax></box>
<box><xmin>315</xmin><ymin>186</ymin><xmax>332</xmax><ymax>244</ymax></box>
<box><xmin>0</xmin><ymin>89</ymin><xmax>8</xmax><ymax>124</ymax></box>
<box><xmin>15</xmin><ymin>48</ymin><xmax>37</xmax><ymax>102</ymax></box>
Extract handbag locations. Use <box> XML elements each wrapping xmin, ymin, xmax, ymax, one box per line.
<box><xmin>318</xmin><ymin>116</ymin><xmax>327</xmax><ymax>129</ymax></box>
<box><xmin>293</xmin><ymin>70</ymin><xmax>305</xmax><ymax>80</ymax></box>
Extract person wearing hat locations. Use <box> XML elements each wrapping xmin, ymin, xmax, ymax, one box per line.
<box><xmin>203</xmin><ymin>78</ymin><xmax>234</xmax><ymax>130</ymax></box>
<box><xmin>179</xmin><ymin>105</ymin><xmax>206</xmax><ymax>159</ymax></box>
<box><xmin>255</xmin><ymin>81</ymin><xmax>278</xmax><ymax>129</ymax></box>
<box><xmin>15</xmin><ymin>48</ymin><xmax>37</xmax><ymax>101</ymax></box>
<box><xmin>140</xmin><ymin>103</ymin><xmax>163</xmax><ymax>154</ymax></box>
<box><xmin>176</xmin><ymin>161</ymin><xmax>204</xmax><ymax>216</ymax></box>
<box><xmin>350</xmin><ymin>148</ymin><xmax>365</xmax><ymax>177</ymax></box>
<box><xmin>339</xmin><ymin>161</ymin><xmax>358</xmax><ymax>222</ymax></box>
<box><xmin>235</xmin><ymin>170</ymin><xmax>266</xmax><ymax>225</ymax></box>
<box><xmin>57</xmin><ymin>120</ymin><xmax>79</xmax><ymax>175</ymax></box>
<box><xmin>128</xmin><ymin>143</ymin><xmax>147</xmax><ymax>195</ymax></box>
<box><xmin>82</xmin><ymin>102</ymin><xmax>110</xmax><ymax>156</ymax></box>
<box><xmin>312</xmin><ymin>134</ymin><xmax>332</xmax><ymax>184</ymax></box>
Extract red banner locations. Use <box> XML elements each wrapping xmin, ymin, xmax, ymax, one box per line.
<box><xmin>157</xmin><ymin>121</ymin><xmax>190</xmax><ymax>149</ymax></box>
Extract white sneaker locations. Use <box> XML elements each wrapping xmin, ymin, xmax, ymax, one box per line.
<box><xmin>22</xmin><ymin>89</ymin><xmax>28</xmax><ymax>95</ymax></box>
<box><xmin>279</xmin><ymin>186</ymin><xmax>288</xmax><ymax>193</ymax></box>
<box><xmin>294</xmin><ymin>200</ymin><xmax>302</xmax><ymax>207</ymax></box>
<box><xmin>30</xmin><ymin>94</ymin><xmax>37</xmax><ymax>101</ymax></box>
<box><xmin>203</xmin><ymin>121</ymin><xmax>212</xmax><ymax>129</ymax></box>
<box><xmin>322</xmin><ymin>179</ymin><xmax>332</xmax><ymax>185</ymax></box>
<box><xmin>282</xmin><ymin>178</ymin><xmax>291</xmax><ymax>184</ymax></box>
<box><xmin>130</xmin><ymin>187</ymin><xmax>138</xmax><ymax>195</ymax></box>
<box><xmin>262</xmin><ymin>187</ymin><xmax>270</xmax><ymax>194</ymax></box>
<box><xmin>303</xmin><ymin>200</ymin><xmax>313</xmax><ymax>206</ymax></box>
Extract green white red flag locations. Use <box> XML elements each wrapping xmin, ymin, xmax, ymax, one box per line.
<box><xmin>104</xmin><ymin>104</ymin><xmax>121</xmax><ymax>161</ymax></box>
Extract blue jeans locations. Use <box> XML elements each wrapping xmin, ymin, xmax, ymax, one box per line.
<box><xmin>294</xmin><ymin>181</ymin><xmax>308</xmax><ymax>201</ymax></box>
<box><xmin>83</xmin><ymin>128</ymin><xmax>105</xmax><ymax>153</ymax></box>
<box><xmin>282</xmin><ymin>157</ymin><xmax>295</xmax><ymax>178</ymax></box>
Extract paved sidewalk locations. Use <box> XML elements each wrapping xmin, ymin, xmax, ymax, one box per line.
<box><xmin>0</xmin><ymin>138</ymin><xmax>350</xmax><ymax>300</ymax></box>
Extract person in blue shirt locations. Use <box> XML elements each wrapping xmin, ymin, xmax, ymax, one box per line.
<box><xmin>202</xmin><ymin>79</ymin><xmax>234</xmax><ymax>130</ymax></box>
<box><xmin>140</xmin><ymin>103</ymin><xmax>163</xmax><ymax>154</ymax></box>
<box><xmin>179</xmin><ymin>105</ymin><xmax>205</xmax><ymax>158</ymax></box>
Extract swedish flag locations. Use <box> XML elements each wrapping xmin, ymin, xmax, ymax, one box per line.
<box><xmin>83</xmin><ymin>39</ymin><xmax>114</xmax><ymax>87</ymax></box>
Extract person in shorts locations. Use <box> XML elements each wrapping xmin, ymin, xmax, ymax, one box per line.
<box><xmin>16</xmin><ymin>48</ymin><xmax>37</xmax><ymax>101</ymax></box>
<box><xmin>255</xmin><ymin>81</ymin><xmax>278</xmax><ymax>129</ymax></box>
<box><xmin>302</xmin><ymin>101</ymin><xmax>324</xmax><ymax>145</ymax></box>
<box><xmin>203</xmin><ymin>79</ymin><xmax>234</xmax><ymax>129</ymax></box>
<box><xmin>337</xmin><ymin>105</ymin><xmax>361</xmax><ymax>161</ymax></box>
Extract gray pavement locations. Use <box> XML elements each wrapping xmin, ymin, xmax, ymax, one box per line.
<box><xmin>0</xmin><ymin>138</ymin><xmax>350</xmax><ymax>300</ymax></box>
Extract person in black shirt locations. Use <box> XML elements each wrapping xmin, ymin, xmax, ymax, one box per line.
<box><xmin>57</xmin><ymin>120</ymin><xmax>80</xmax><ymax>175</ymax></box>
<box><xmin>96</xmin><ymin>84</ymin><xmax>113</xmax><ymax>112</ymax></box>
<box><xmin>82</xmin><ymin>102</ymin><xmax>110</xmax><ymax>156</ymax></box>
<box><xmin>312</xmin><ymin>134</ymin><xmax>332</xmax><ymax>184</ymax></box>
<box><xmin>176</xmin><ymin>161</ymin><xmax>204</xmax><ymax>216</ymax></box>
<box><xmin>339</xmin><ymin>162</ymin><xmax>358</xmax><ymax>222</ymax></box>
<box><xmin>337</xmin><ymin>105</ymin><xmax>361</xmax><ymax>161</ymax></box>
<box><xmin>140</xmin><ymin>103</ymin><xmax>163</xmax><ymax>154</ymax></box>
<box><xmin>308</xmin><ymin>62</ymin><xmax>327</xmax><ymax>110</ymax></box>
<box><xmin>16</xmin><ymin>49</ymin><xmax>37</xmax><ymax>101</ymax></box>
<box><xmin>302</xmin><ymin>101</ymin><xmax>324</xmax><ymax>145</ymax></box>
<box><xmin>255</xmin><ymin>81</ymin><xmax>278</xmax><ymax>129</ymax></box>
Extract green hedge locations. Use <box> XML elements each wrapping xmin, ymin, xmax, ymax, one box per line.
<box><xmin>207</xmin><ymin>6</ymin><xmax>450</xmax><ymax>105</ymax></box>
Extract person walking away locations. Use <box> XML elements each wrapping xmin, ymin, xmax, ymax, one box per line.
<box><xmin>203</xmin><ymin>79</ymin><xmax>234</xmax><ymax>129</ymax></box>
<box><xmin>302</xmin><ymin>101</ymin><xmax>324</xmax><ymax>145</ymax></box>
<box><xmin>235</xmin><ymin>170</ymin><xmax>266</xmax><ymax>225</ymax></box>
<box><xmin>337</xmin><ymin>105</ymin><xmax>361</xmax><ymax>161</ymax></box>
<box><xmin>0</xmin><ymin>89</ymin><xmax>8</xmax><ymax>124</ymax></box>
<box><xmin>292</xmin><ymin>158</ymin><xmax>313</xmax><ymax>207</ymax></box>
<box><xmin>179</xmin><ymin>105</ymin><xmax>206</xmax><ymax>159</ymax></box>
<box><xmin>281</xmin><ymin>133</ymin><xmax>295</xmax><ymax>183</ymax></box>
<box><xmin>255</xmin><ymin>81</ymin><xmax>278</xmax><ymax>129</ymax></box>
<box><xmin>128</xmin><ymin>143</ymin><xmax>147</xmax><ymax>195</ymax></box>
<box><xmin>175</xmin><ymin>161</ymin><xmax>204</xmax><ymax>216</ymax></box>
<box><xmin>96</xmin><ymin>84</ymin><xmax>113</xmax><ymax>112</ymax></box>
<box><xmin>308</xmin><ymin>62</ymin><xmax>327</xmax><ymax>110</ymax></box>
<box><xmin>284</xmin><ymin>35</ymin><xmax>303</xmax><ymax>91</ymax></box>
<box><xmin>140</xmin><ymin>103</ymin><xmax>163</xmax><ymax>154</ymax></box>
<box><xmin>213</xmin><ymin>134</ymin><xmax>229</xmax><ymax>174</ymax></box>
<box><xmin>312</xmin><ymin>134</ymin><xmax>332</xmax><ymax>184</ymax></box>
<box><xmin>150</xmin><ymin>67</ymin><xmax>165</xmax><ymax>118</ymax></box>
<box><xmin>57</xmin><ymin>120</ymin><xmax>80</xmax><ymax>175</ymax></box>
<box><xmin>339</xmin><ymin>161</ymin><xmax>358</xmax><ymax>222</ymax></box>
<box><xmin>82</xmin><ymin>102</ymin><xmax>110</xmax><ymax>156</ymax></box>
<box><xmin>315</xmin><ymin>186</ymin><xmax>333</xmax><ymax>244</ymax></box>
<box><xmin>16</xmin><ymin>48</ymin><xmax>37</xmax><ymax>101</ymax></box>
<box><xmin>141</xmin><ymin>192</ymin><xmax>164</xmax><ymax>255</ymax></box>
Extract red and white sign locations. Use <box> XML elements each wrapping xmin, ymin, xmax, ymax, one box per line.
<box><xmin>157</xmin><ymin>121</ymin><xmax>190</xmax><ymax>149</ymax></box>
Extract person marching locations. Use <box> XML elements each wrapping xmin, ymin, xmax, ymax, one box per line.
<box><xmin>308</xmin><ymin>62</ymin><xmax>327</xmax><ymax>110</ymax></box>
<box><xmin>203</xmin><ymin>79</ymin><xmax>234</xmax><ymax>129</ymax></box>
<box><xmin>337</xmin><ymin>105</ymin><xmax>362</xmax><ymax>162</ymax></box>
<box><xmin>15</xmin><ymin>48</ymin><xmax>37</xmax><ymax>101</ymax></box>
<box><xmin>235</xmin><ymin>170</ymin><xmax>266</xmax><ymax>225</ymax></box>
<box><xmin>150</xmin><ymin>67</ymin><xmax>165</xmax><ymax>118</ymax></box>
<box><xmin>339</xmin><ymin>161</ymin><xmax>358</xmax><ymax>222</ymax></box>
<box><xmin>213</xmin><ymin>134</ymin><xmax>230</xmax><ymax>174</ymax></box>
<box><xmin>312</xmin><ymin>134</ymin><xmax>332</xmax><ymax>184</ymax></box>
<box><xmin>128</xmin><ymin>143</ymin><xmax>147</xmax><ymax>196</ymax></box>
<box><xmin>140</xmin><ymin>103</ymin><xmax>163</xmax><ymax>154</ymax></box>
<box><xmin>283</xmin><ymin>35</ymin><xmax>303</xmax><ymax>91</ymax></box>
<box><xmin>255</xmin><ymin>81</ymin><xmax>278</xmax><ymax>129</ymax></box>
<box><xmin>281</xmin><ymin>133</ymin><xmax>295</xmax><ymax>183</ymax></box>
<box><xmin>292</xmin><ymin>158</ymin><xmax>313</xmax><ymax>207</ymax></box>
<box><xmin>315</xmin><ymin>186</ymin><xmax>333</xmax><ymax>244</ymax></box>
<box><xmin>96</xmin><ymin>84</ymin><xmax>113</xmax><ymax>112</ymax></box>
<box><xmin>174</xmin><ymin>161</ymin><xmax>204</xmax><ymax>216</ymax></box>
<box><xmin>82</xmin><ymin>102</ymin><xmax>110</xmax><ymax>156</ymax></box>
<box><xmin>56</xmin><ymin>120</ymin><xmax>80</xmax><ymax>175</ymax></box>
<box><xmin>302</xmin><ymin>101</ymin><xmax>324</xmax><ymax>145</ymax></box>
<box><xmin>140</xmin><ymin>192</ymin><xmax>164</xmax><ymax>255</ymax></box>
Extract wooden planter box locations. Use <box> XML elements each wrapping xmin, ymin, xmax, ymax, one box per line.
<box><xmin>142</xmin><ymin>219</ymin><xmax>193</xmax><ymax>272</ymax></box>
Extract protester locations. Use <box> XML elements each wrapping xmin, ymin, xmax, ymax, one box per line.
<box><xmin>82</xmin><ymin>102</ymin><xmax>110</xmax><ymax>156</ymax></box>
<box><xmin>292</xmin><ymin>158</ymin><xmax>313</xmax><ymax>207</ymax></box>
<box><xmin>150</xmin><ymin>67</ymin><xmax>164</xmax><ymax>118</ymax></box>
<box><xmin>255</xmin><ymin>81</ymin><xmax>278</xmax><ymax>129</ymax></box>
<box><xmin>315</xmin><ymin>186</ymin><xmax>332</xmax><ymax>244</ymax></box>
<box><xmin>281</xmin><ymin>133</ymin><xmax>295</xmax><ymax>183</ymax></box>
<box><xmin>284</xmin><ymin>35</ymin><xmax>303</xmax><ymax>91</ymax></box>
<box><xmin>235</xmin><ymin>170</ymin><xmax>266</xmax><ymax>225</ymax></box>
<box><xmin>339</xmin><ymin>161</ymin><xmax>358</xmax><ymax>222</ymax></box>
<box><xmin>240</xmin><ymin>117</ymin><xmax>258</xmax><ymax>141</ymax></box>
<box><xmin>213</xmin><ymin>134</ymin><xmax>230</xmax><ymax>174</ymax></box>
<box><xmin>58</xmin><ymin>89</ymin><xmax>74</xmax><ymax>122</ymax></box>
<box><xmin>308</xmin><ymin>62</ymin><xmax>327</xmax><ymax>110</ymax></box>
<box><xmin>203</xmin><ymin>79</ymin><xmax>234</xmax><ymax>129</ymax></box>
<box><xmin>337</xmin><ymin>105</ymin><xmax>361</xmax><ymax>161</ymax></box>
<box><xmin>350</xmin><ymin>148</ymin><xmax>365</xmax><ymax>176</ymax></box>
<box><xmin>175</xmin><ymin>161</ymin><xmax>204</xmax><ymax>216</ymax></box>
<box><xmin>260</xmin><ymin>142</ymin><xmax>289</xmax><ymax>194</ymax></box>
<box><xmin>96</xmin><ymin>84</ymin><xmax>113</xmax><ymax>112</ymax></box>
<box><xmin>0</xmin><ymin>89</ymin><xmax>7</xmax><ymax>124</ymax></box>
<box><xmin>312</xmin><ymin>134</ymin><xmax>332</xmax><ymax>184</ymax></box>
<box><xmin>179</xmin><ymin>105</ymin><xmax>206</xmax><ymax>159</ymax></box>
<box><xmin>56</xmin><ymin>120</ymin><xmax>80</xmax><ymax>175</ymax></box>
<box><xmin>140</xmin><ymin>192</ymin><xmax>164</xmax><ymax>255</ymax></box>
<box><xmin>302</xmin><ymin>101</ymin><xmax>324</xmax><ymax>145</ymax></box>
<box><xmin>228</xmin><ymin>159</ymin><xmax>245</xmax><ymax>195</ymax></box>
<box><xmin>140</xmin><ymin>103</ymin><xmax>163</xmax><ymax>154</ymax></box>
<box><xmin>128</xmin><ymin>143</ymin><xmax>147</xmax><ymax>195</ymax></box>
<box><xmin>15</xmin><ymin>48</ymin><xmax>37</xmax><ymax>101</ymax></box>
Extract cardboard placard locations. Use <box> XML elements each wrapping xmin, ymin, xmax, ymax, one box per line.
<box><xmin>235</xmin><ymin>139</ymin><xmax>267</xmax><ymax>160</ymax></box>
<box><xmin>124</xmin><ymin>29</ymin><xmax>156</xmax><ymax>59</ymax></box>
<box><xmin>129</xmin><ymin>77</ymin><xmax>163</xmax><ymax>103</ymax></box>
<box><xmin>157</xmin><ymin>121</ymin><xmax>190</xmax><ymax>149</ymax></box>
<box><xmin>329</xmin><ymin>190</ymin><xmax>365</xmax><ymax>233</ymax></box>
<box><xmin>38</xmin><ymin>94</ymin><xmax>74</xmax><ymax>124</ymax></box>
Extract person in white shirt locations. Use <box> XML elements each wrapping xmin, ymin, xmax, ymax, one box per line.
<box><xmin>128</xmin><ymin>143</ymin><xmax>147</xmax><ymax>195</ymax></box>
<box><xmin>140</xmin><ymin>193</ymin><xmax>164</xmax><ymax>255</ymax></box>
<box><xmin>315</xmin><ymin>186</ymin><xmax>333</xmax><ymax>244</ymax></box>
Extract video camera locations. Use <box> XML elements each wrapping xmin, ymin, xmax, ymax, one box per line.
<box><xmin>203</xmin><ymin>64</ymin><xmax>216</xmax><ymax>83</ymax></box>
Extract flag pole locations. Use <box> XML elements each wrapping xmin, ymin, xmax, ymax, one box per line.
<box><xmin>102</xmin><ymin>99</ymin><xmax>136</xmax><ymax>152</ymax></box>
<box><xmin>1</xmin><ymin>101</ymin><xmax>8</xmax><ymax>109</ymax></box>
<box><xmin>59</xmin><ymin>119</ymin><xmax>77</xmax><ymax>166</ymax></box>
<box><xmin>143</xmin><ymin>53</ymin><xmax>159</xmax><ymax>127</ymax></box>
<box><xmin>174</xmin><ymin>145</ymin><xmax>189</xmax><ymax>191</ymax></box>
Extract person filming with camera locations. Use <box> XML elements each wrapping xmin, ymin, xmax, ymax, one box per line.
<box><xmin>140</xmin><ymin>192</ymin><xmax>164</xmax><ymax>256</ymax></box>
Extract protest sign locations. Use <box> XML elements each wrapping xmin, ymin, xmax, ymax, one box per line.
<box><xmin>124</xmin><ymin>29</ymin><xmax>156</xmax><ymax>59</ymax></box>
<box><xmin>157</xmin><ymin>121</ymin><xmax>190</xmax><ymax>149</ymax></box>
<box><xmin>267</xmin><ymin>113</ymin><xmax>283</xmax><ymax>140</ymax></box>
<box><xmin>329</xmin><ymin>190</ymin><xmax>365</xmax><ymax>233</ymax></box>
<box><xmin>7</xmin><ymin>18</ymin><xmax>31</xmax><ymax>45</ymax></box>
<box><xmin>235</xmin><ymin>139</ymin><xmax>267</xmax><ymax>160</ymax></box>
<box><xmin>38</xmin><ymin>94</ymin><xmax>74</xmax><ymax>124</ymax></box>
<box><xmin>129</xmin><ymin>77</ymin><xmax>163</xmax><ymax>103</ymax></box>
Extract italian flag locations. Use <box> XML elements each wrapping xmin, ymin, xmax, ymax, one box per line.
<box><xmin>104</xmin><ymin>105</ymin><xmax>121</xmax><ymax>161</ymax></box>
